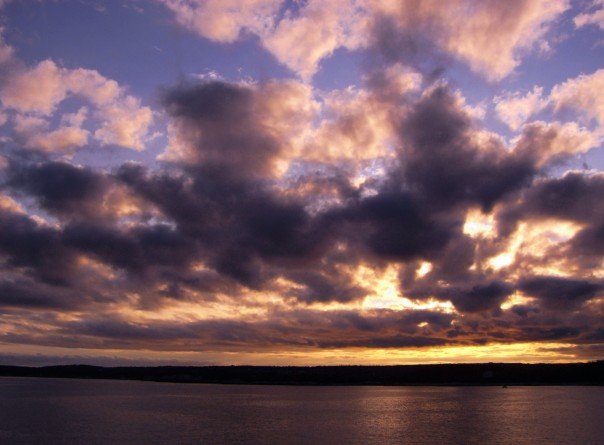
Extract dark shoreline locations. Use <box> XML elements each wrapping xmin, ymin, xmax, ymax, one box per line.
<box><xmin>1</xmin><ymin>361</ymin><xmax>602</xmax><ymax>386</ymax></box>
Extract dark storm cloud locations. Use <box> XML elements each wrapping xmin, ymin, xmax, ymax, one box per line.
<box><xmin>397</xmin><ymin>86</ymin><xmax>535</xmax><ymax>211</ymax></box>
<box><xmin>405</xmin><ymin>281</ymin><xmax>513</xmax><ymax>313</ymax></box>
<box><xmin>150</xmin><ymin>81</ymin><xmax>340</xmax><ymax>288</ymax></box>
<box><xmin>446</xmin><ymin>281</ymin><xmax>513</xmax><ymax>313</ymax></box>
<box><xmin>519</xmin><ymin>276</ymin><xmax>604</xmax><ymax>310</ymax></box>
<box><xmin>510</xmin><ymin>304</ymin><xmax>539</xmax><ymax>318</ymax></box>
<box><xmin>519</xmin><ymin>326</ymin><xmax>583</xmax><ymax>341</ymax></box>
<box><xmin>162</xmin><ymin>81</ymin><xmax>280</xmax><ymax>175</ymax></box>
<box><xmin>502</xmin><ymin>172</ymin><xmax>604</xmax><ymax>225</ymax></box>
<box><xmin>117</xmin><ymin>163</ymin><xmax>331</xmax><ymax>289</ymax></box>
<box><xmin>333</xmin><ymin>190</ymin><xmax>454</xmax><ymax>261</ymax></box>
<box><xmin>62</xmin><ymin>221</ymin><xmax>196</xmax><ymax>276</ymax></box>
<box><xmin>0</xmin><ymin>208</ymin><xmax>76</xmax><ymax>285</ymax></box>
<box><xmin>285</xmin><ymin>270</ymin><xmax>366</xmax><ymax>303</ymax></box>
<box><xmin>6</xmin><ymin>161</ymin><xmax>107</xmax><ymax>218</ymax></box>
<box><xmin>569</xmin><ymin>221</ymin><xmax>604</xmax><ymax>258</ymax></box>
<box><xmin>0</xmin><ymin>278</ymin><xmax>77</xmax><ymax>309</ymax></box>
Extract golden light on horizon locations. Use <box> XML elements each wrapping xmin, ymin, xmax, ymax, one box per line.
<box><xmin>0</xmin><ymin>340</ymin><xmax>589</xmax><ymax>366</ymax></box>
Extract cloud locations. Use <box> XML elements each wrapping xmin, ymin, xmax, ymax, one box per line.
<box><xmin>1</xmin><ymin>78</ymin><xmax>577</xmax><ymax>310</ymax></box>
<box><xmin>262</xmin><ymin>0</ymin><xmax>368</xmax><ymax>81</ymax></box>
<box><xmin>0</xmin><ymin>27</ymin><xmax>13</xmax><ymax>65</ymax></box>
<box><xmin>0</xmin><ymin>69</ymin><xmax>602</xmax><ymax>358</ymax></box>
<box><xmin>0</xmin><ymin>207</ymin><xmax>77</xmax><ymax>285</ymax></box>
<box><xmin>300</xmin><ymin>65</ymin><xmax>421</xmax><ymax>165</ymax></box>
<box><xmin>160</xmin><ymin>79</ymin><xmax>317</xmax><ymax>175</ymax></box>
<box><xmin>495</xmin><ymin>69</ymin><xmax>604</xmax><ymax>133</ymax></box>
<box><xmin>495</xmin><ymin>171</ymin><xmax>604</xmax><ymax>277</ymax></box>
<box><xmin>65</xmin><ymin>68</ymin><xmax>122</xmax><ymax>106</ymax></box>
<box><xmin>410</xmin><ymin>281</ymin><xmax>514</xmax><ymax>313</ymax></box>
<box><xmin>12</xmin><ymin>114</ymin><xmax>89</xmax><ymax>154</ymax></box>
<box><xmin>495</xmin><ymin>87</ymin><xmax>547</xmax><ymax>131</ymax></box>
<box><xmin>159</xmin><ymin>0</ymin><xmax>280</xmax><ymax>43</ymax></box>
<box><xmin>519</xmin><ymin>276</ymin><xmax>604</xmax><ymax>310</ymax></box>
<box><xmin>0</xmin><ymin>60</ymin><xmax>153</xmax><ymax>151</ymax></box>
<box><xmin>62</xmin><ymin>221</ymin><xmax>197</xmax><ymax>277</ymax></box>
<box><xmin>0</xmin><ymin>60</ymin><xmax>67</xmax><ymax>115</ymax></box>
<box><xmin>398</xmin><ymin>85</ymin><xmax>535</xmax><ymax>210</ymax></box>
<box><xmin>513</xmin><ymin>121</ymin><xmax>600</xmax><ymax>167</ymax></box>
<box><xmin>6</xmin><ymin>161</ymin><xmax>107</xmax><ymax>218</ymax></box>
<box><xmin>117</xmin><ymin>161</ymin><xmax>330</xmax><ymax>289</ymax></box>
<box><xmin>0</xmin><ymin>192</ymin><xmax>23</xmax><ymax>213</ymax></box>
<box><xmin>159</xmin><ymin>0</ymin><xmax>364</xmax><ymax>81</ymax></box>
<box><xmin>159</xmin><ymin>0</ymin><xmax>569</xmax><ymax>81</ymax></box>
<box><xmin>0</xmin><ymin>0</ymin><xmax>602</xmax><ymax>366</ymax></box>
<box><xmin>332</xmin><ymin>190</ymin><xmax>453</xmax><ymax>262</ymax></box>
<box><xmin>369</xmin><ymin>0</ymin><xmax>569</xmax><ymax>81</ymax></box>
<box><xmin>549</xmin><ymin>69</ymin><xmax>604</xmax><ymax>126</ymax></box>
<box><xmin>0</xmin><ymin>352</ymin><xmax>214</xmax><ymax>367</ymax></box>
<box><xmin>161</xmin><ymin>80</ymin><xmax>281</xmax><ymax>175</ymax></box>
<box><xmin>93</xmin><ymin>96</ymin><xmax>153</xmax><ymax>151</ymax></box>
<box><xmin>509</xmin><ymin>172</ymin><xmax>604</xmax><ymax>224</ymax></box>
<box><xmin>0</xmin><ymin>278</ymin><xmax>80</xmax><ymax>309</ymax></box>
<box><xmin>574</xmin><ymin>0</ymin><xmax>604</xmax><ymax>30</ymax></box>
<box><xmin>3</xmin><ymin>298</ymin><xmax>601</xmax><ymax>353</ymax></box>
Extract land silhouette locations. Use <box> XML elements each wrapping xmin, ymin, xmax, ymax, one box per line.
<box><xmin>1</xmin><ymin>361</ymin><xmax>602</xmax><ymax>386</ymax></box>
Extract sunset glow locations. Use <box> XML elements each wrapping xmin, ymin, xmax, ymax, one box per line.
<box><xmin>0</xmin><ymin>0</ymin><xmax>602</xmax><ymax>366</ymax></box>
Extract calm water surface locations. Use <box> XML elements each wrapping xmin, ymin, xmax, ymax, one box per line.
<box><xmin>0</xmin><ymin>377</ymin><xmax>602</xmax><ymax>444</ymax></box>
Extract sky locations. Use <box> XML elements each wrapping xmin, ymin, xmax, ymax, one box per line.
<box><xmin>0</xmin><ymin>0</ymin><xmax>602</xmax><ymax>366</ymax></box>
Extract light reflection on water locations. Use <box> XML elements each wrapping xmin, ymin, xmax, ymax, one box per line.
<box><xmin>0</xmin><ymin>377</ymin><xmax>602</xmax><ymax>444</ymax></box>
